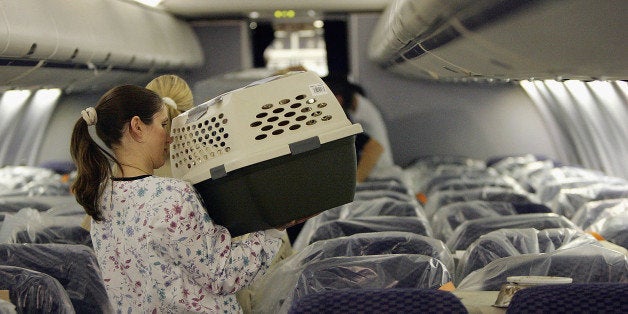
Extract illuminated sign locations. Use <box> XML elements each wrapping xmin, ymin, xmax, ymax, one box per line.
<box><xmin>274</xmin><ymin>10</ymin><xmax>296</xmax><ymax>18</ymax></box>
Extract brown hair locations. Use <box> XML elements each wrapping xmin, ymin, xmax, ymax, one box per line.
<box><xmin>70</xmin><ymin>85</ymin><xmax>163</xmax><ymax>221</ymax></box>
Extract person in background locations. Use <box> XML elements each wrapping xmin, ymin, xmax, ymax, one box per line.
<box><xmin>145</xmin><ymin>74</ymin><xmax>195</xmax><ymax>177</ymax></box>
<box><xmin>70</xmin><ymin>84</ymin><xmax>284</xmax><ymax>313</ymax></box>
<box><xmin>323</xmin><ymin>75</ymin><xmax>385</xmax><ymax>182</ymax></box>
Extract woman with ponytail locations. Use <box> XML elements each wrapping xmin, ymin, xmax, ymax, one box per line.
<box><xmin>70</xmin><ymin>84</ymin><xmax>283</xmax><ymax>313</ymax></box>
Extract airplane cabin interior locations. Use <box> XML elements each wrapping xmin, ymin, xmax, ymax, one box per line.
<box><xmin>0</xmin><ymin>0</ymin><xmax>626</xmax><ymax>313</ymax></box>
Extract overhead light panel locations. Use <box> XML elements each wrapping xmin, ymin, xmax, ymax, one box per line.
<box><xmin>134</xmin><ymin>0</ymin><xmax>162</xmax><ymax>8</ymax></box>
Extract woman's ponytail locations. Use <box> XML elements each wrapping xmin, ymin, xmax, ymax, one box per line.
<box><xmin>70</xmin><ymin>117</ymin><xmax>111</xmax><ymax>221</ymax></box>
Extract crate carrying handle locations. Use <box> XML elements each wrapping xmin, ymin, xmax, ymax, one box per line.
<box><xmin>289</xmin><ymin>136</ymin><xmax>321</xmax><ymax>155</ymax></box>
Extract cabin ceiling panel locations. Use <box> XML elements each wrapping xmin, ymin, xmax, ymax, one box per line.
<box><xmin>159</xmin><ymin>0</ymin><xmax>392</xmax><ymax>18</ymax></box>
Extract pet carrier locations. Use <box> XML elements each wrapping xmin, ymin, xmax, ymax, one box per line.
<box><xmin>170</xmin><ymin>71</ymin><xmax>362</xmax><ymax>236</ymax></box>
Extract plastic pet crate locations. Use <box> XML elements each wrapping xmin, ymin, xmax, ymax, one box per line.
<box><xmin>170</xmin><ymin>71</ymin><xmax>363</xmax><ymax>236</ymax></box>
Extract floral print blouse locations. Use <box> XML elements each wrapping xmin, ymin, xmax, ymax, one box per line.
<box><xmin>90</xmin><ymin>175</ymin><xmax>282</xmax><ymax>313</ymax></box>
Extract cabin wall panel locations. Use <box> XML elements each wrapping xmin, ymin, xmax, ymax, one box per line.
<box><xmin>350</xmin><ymin>13</ymin><xmax>561</xmax><ymax>166</ymax></box>
<box><xmin>186</xmin><ymin>21</ymin><xmax>250</xmax><ymax>97</ymax></box>
<box><xmin>36</xmin><ymin>93</ymin><xmax>100</xmax><ymax>166</ymax></box>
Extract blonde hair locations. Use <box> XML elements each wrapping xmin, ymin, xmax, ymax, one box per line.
<box><xmin>272</xmin><ymin>65</ymin><xmax>308</xmax><ymax>76</ymax></box>
<box><xmin>146</xmin><ymin>74</ymin><xmax>193</xmax><ymax>117</ymax></box>
<box><xmin>146</xmin><ymin>74</ymin><xmax>194</xmax><ymax>177</ymax></box>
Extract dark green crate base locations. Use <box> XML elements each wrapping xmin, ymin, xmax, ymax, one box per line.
<box><xmin>194</xmin><ymin>136</ymin><xmax>357</xmax><ymax>237</ymax></box>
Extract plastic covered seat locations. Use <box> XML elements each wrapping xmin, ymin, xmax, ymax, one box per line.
<box><xmin>353</xmin><ymin>189</ymin><xmax>415</xmax><ymax>202</ymax></box>
<box><xmin>290</xmin><ymin>231</ymin><xmax>454</xmax><ymax>274</ymax></box>
<box><xmin>291</xmin><ymin>255</ymin><xmax>451</xmax><ymax>312</ymax></box>
<box><xmin>526</xmin><ymin>166</ymin><xmax>622</xmax><ymax>197</ymax></box>
<box><xmin>250</xmin><ymin>251</ymin><xmax>450</xmax><ymax>313</ymax></box>
<box><xmin>571</xmin><ymin>199</ymin><xmax>628</xmax><ymax>230</ymax></box>
<box><xmin>12</xmin><ymin>225</ymin><xmax>92</xmax><ymax>246</ymax></box>
<box><xmin>446</xmin><ymin>213</ymin><xmax>577</xmax><ymax>251</ymax></box>
<box><xmin>425</xmin><ymin>173</ymin><xmax>523</xmax><ymax>199</ymax></box>
<box><xmin>456</xmin><ymin>228</ymin><xmax>599</xmax><ymax>282</ymax></box>
<box><xmin>506</xmin><ymin>283</ymin><xmax>628</xmax><ymax>314</ymax></box>
<box><xmin>431</xmin><ymin>200</ymin><xmax>552</xmax><ymax>242</ymax></box>
<box><xmin>0</xmin><ymin>166</ymin><xmax>71</xmax><ymax>197</ymax></box>
<box><xmin>588</xmin><ymin>212</ymin><xmax>628</xmax><ymax>248</ymax></box>
<box><xmin>457</xmin><ymin>244</ymin><xmax>628</xmax><ymax>291</ymax></box>
<box><xmin>0</xmin><ymin>265</ymin><xmax>74</xmax><ymax>313</ymax></box>
<box><xmin>0</xmin><ymin>243</ymin><xmax>111</xmax><ymax>313</ymax></box>
<box><xmin>0</xmin><ymin>207</ymin><xmax>86</xmax><ymax>244</ymax></box>
<box><xmin>489</xmin><ymin>155</ymin><xmax>557</xmax><ymax>192</ymax></box>
<box><xmin>288</xmin><ymin>288</ymin><xmax>468</xmax><ymax>314</ymax></box>
<box><xmin>547</xmin><ymin>183</ymin><xmax>628</xmax><ymax>219</ymax></box>
<box><xmin>0</xmin><ymin>198</ymin><xmax>51</xmax><ymax>212</ymax></box>
<box><xmin>320</xmin><ymin>198</ymin><xmax>426</xmax><ymax>222</ymax></box>
<box><xmin>424</xmin><ymin>186</ymin><xmax>534</xmax><ymax>218</ymax></box>
<box><xmin>404</xmin><ymin>156</ymin><xmax>486</xmax><ymax>195</ymax></box>
<box><xmin>355</xmin><ymin>179</ymin><xmax>412</xmax><ymax>196</ymax></box>
<box><xmin>309</xmin><ymin>216</ymin><xmax>433</xmax><ymax>244</ymax></box>
<box><xmin>535</xmin><ymin>177</ymin><xmax>627</xmax><ymax>204</ymax></box>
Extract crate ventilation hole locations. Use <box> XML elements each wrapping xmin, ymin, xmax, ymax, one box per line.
<box><xmin>250</xmin><ymin>94</ymin><xmax>333</xmax><ymax>140</ymax></box>
<box><xmin>171</xmin><ymin>94</ymin><xmax>334</xmax><ymax>170</ymax></box>
<box><xmin>171</xmin><ymin>113</ymin><xmax>229</xmax><ymax>169</ymax></box>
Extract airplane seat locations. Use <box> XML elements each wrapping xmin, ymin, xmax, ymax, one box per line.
<box><xmin>547</xmin><ymin>183</ymin><xmax>628</xmax><ymax>219</ymax></box>
<box><xmin>588</xmin><ymin>212</ymin><xmax>628</xmax><ymax>249</ymax></box>
<box><xmin>0</xmin><ymin>265</ymin><xmax>75</xmax><ymax>313</ymax></box>
<box><xmin>356</xmin><ymin>178</ymin><xmax>413</xmax><ymax>196</ymax></box>
<box><xmin>506</xmin><ymin>283</ymin><xmax>628</xmax><ymax>314</ymax></box>
<box><xmin>405</xmin><ymin>156</ymin><xmax>487</xmax><ymax>172</ymax></box>
<box><xmin>294</xmin><ymin>198</ymin><xmax>430</xmax><ymax>248</ymax></box>
<box><xmin>249</xmin><ymin>236</ymin><xmax>451</xmax><ymax>313</ymax></box>
<box><xmin>0</xmin><ymin>199</ymin><xmax>51</xmax><ymax>213</ymax></box>
<box><xmin>511</xmin><ymin>203</ymin><xmax>554</xmax><ymax>214</ymax></box>
<box><xmin>287</xmin><ymin>288</ymin><xmax>468</xmax><ymax>314</ymax></box>
<box><xmin>536</xmin><ymin>228</ymin><xmax>599</xmax><ymax>252</ymax></box>
<box><xmin>421</xmin><ymin>168</ymin><xmax>500</xmax><ymax>196</ymax></box>
<box><xmin>526</xmin><ymin>166</ymin><xmax>619</xmax><ymax>195</ymax></box>
<box><xmin>456</xmin><ymin>228</ymin><xmax>599</xmax><ymax>282</ymax></box>
<box><xmin>445</xmin><ymin>213</ymin><xmax>577</xmax><ymax>252</ymax></box>
<box><xmin>353</xmin><ymin>189</ymin><xmax>416</xmax><ymax>202</ymax></box>
<box><xmin>0</xmin><ymin>243</ymin><xmax>112</xmax><ymax>313</ymax></box>
<box><xmin>342</xmin><ymin>198</ymin><xmax>426</xmax><ymax>219</ymax></box>
<box><xmin>571</xmin><ymin>199</ymin><xmax>628</xmax><ymax>230</ymax></box>
<box><xmin>309</xmin><ymin>216</ymin><xmax>433</xmax><ymax>245</ymax></box>
<box><xmin>290</xmin><ymin>255</ymin><xmax>452</xmax><ymax>309</ymax></box>
<box><xmin>0</xmin><ymin>207</ymin><xmax>86</xmax><ymax>245</ymax></box>
<box><xmin>456</xmin><ymin>244</ymin><xmax>628</xmax><ymax>291</ymax></box>
<box><xmin>12</xmin><ymin>225</ymin><xmax>92</xmax><ymax>246</ymax></box>
<box><xmin>293</xmin><ymin>232</ymin><xmax>454</xmax><ymax>274</ymax></box>
<box><xmin>0</xmin><ymin>166</ymin><xmax>71</xmax><ymax>197</ymax></box>
<box><xmin>486</xmin><ymin>154</ymin><xmax>559</xmax><ymax>169</ymax></box>
<box><xmin>311</xmin><ymin>198</ymin><xmax>426</xmax><ymax>224</ymax></box>
<box><xmin>431</xmin><ymin>200</ymin><xmax>552</xmax><ymax>242</ymax></box>
<box><xmin>424</xmin><ymin>186</ymin><xmax>535</xmax><ymax>218</ymax></box>
<box><xmin>432</xmin><ymin>200</ymin><xmax>517</xmax><ymax>242</ymax></box>
<box><xmin>403</xmin><ymin>156</ymin><xmax>486</xmax><ymax>194</ymax></box>
<box><xmin>37</xmin><ymin>160</ymin><xmax>77</xmax><ymax>175</ymax></box>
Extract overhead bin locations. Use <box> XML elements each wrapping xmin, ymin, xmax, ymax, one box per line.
<box><xmin>369</xmin><ymin>0</ymin><xmax>628</xmax><ymax>81</ymax></box>
<box><xmin>0</xmin><ymin>0</ymin><xmax>203</xmax><ymax>91</ymax></box>
<box><xmin>0</xmin><ymin>0</ymin><xmax>57</xmax><ymax>60</ymax></box>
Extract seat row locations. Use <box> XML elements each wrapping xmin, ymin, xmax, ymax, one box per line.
<box><xmin>265</xmin><ymin>156</ymin><xmax>627</xmax><ymax>312</ymax></box>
